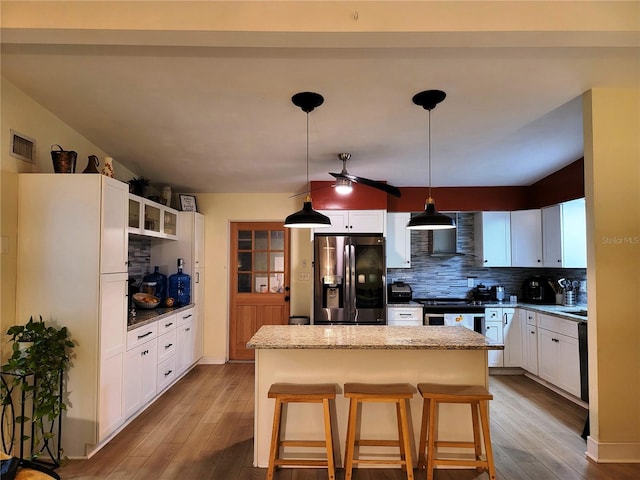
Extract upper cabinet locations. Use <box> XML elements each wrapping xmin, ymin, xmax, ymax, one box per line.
<box><xmin>101</xmin><ymin>178</ymin><xmax>130</xmax><ymax>274</ymax></box>
<box><xmin>510</xmin><ymin>209</ymin><xmax>542</xmax><ymax>267</ymax></box>
<box><xmin>128</xmin><ymin>194</ymin><xmax>179</xmax><ymax>240</ymax></box>
<box><xmin>542</xmin><ymin>198</ymin><xmax>586</xmax><ymax>268</ymax></box>
<box><xmin>474</xmin><ymin>212</ymin><xmax>511</xmax><ymax>267</ymax></box>
<box><xmin>315</xmin><ymin>209</ymin><xmax>386</xmax><ymax>234</ymax></box>
<box><xmin>386</xmin><ymin>212</ymin><xmax>411</xmax><ymax>268</ymax></box>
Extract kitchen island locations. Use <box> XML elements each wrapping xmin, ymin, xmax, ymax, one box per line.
<box><xmin>247</xmin><ymin>325</ymin><xmax>503</xmax><ymax>468</ymax></box>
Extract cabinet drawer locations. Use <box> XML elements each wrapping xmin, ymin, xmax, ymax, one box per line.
<box><xmin>157</xmin><ymin>329</ymin><xmax>177</xmax><ymax>364</ymax></box>
<box><xmin>538</xmin><ymin>314</ymin><xmax>578</xmax><ymax>339</ymax></box>
<box><xmin>158</xmin><ymin>314</ymin><xmax>177</xmax><ymax>334</ymax></box>
<box><xmin>157</xmin><ymin>355</ymin><xmax>177</xmax><ymax>392</ymax></box>
<box><xmin>523</xmin><ymin>310</ymin><xmax>537</xmax><ymax>326</ymax></box>
<box><xmin>485</xmin><ymin>308</ymin><xmax>501</xmax><ymax>321</ymax></box>
<box><xmin>387</xmin><ymin>307</ymin><xmax>423</xmax><ymax>321</ymax></box>
<box><xmin>177</xmin><ymin>308</ymin><xmax>196</xmax><ymax>326</ymax></box>
<box><xmin>127</xmin><ymin>323</ymin><xmax>158</xmax><ymax>351</ymax></box>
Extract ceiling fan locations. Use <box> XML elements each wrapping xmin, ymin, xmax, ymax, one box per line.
<box><xmin>329</xmin><ymin>153</ymin><xmax>401</xmax><ymax>197</ymax></box>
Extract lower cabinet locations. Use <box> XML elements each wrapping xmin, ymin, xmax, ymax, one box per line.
<box><xmin>484</xmin><ymin>320</ymin><xmax>504</xmax><ymax>367</ymax></box>
<box><xmin>176</xmin><ymin>308</ymin><xmax>198</xmax><ymax>374</ymax></box>
<box><xmin>485</xmin><ymin>307</ymin><xmax>516</xmax><ymax>367</ymax></box>
<box><xmin>520</xmin><ymin>309</ymin><xmax>539</xmax><ymax>376</ymax></box>
<box><xmin>124</xmin><ymin>336</ymin><xmax>158</xmax><ymax>419</ymax></box>
<box><xmin>536</xmin><ymin>313</ymin><xmax>581</xmax><ymax>397</ymax></box>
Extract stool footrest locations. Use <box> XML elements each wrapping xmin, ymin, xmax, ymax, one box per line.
<box><xmin>354</xmin><ymin>459</ymin><xmax>409</xmax><ymax>466</ymax></box>
<box><xmin>274</xmin><ymin>459</ymin><xmax>330</xmax><ymax>467</ymax></box>
<box><xmin>434</xmin><ymin>440</ymin><xmax>477</xmax><ymax>448</ymax></box>
<box><xmin>280</xmin><ymin>440</ymin><xmax>328</xmax><ymax>448</ymax></box>
<box><xmin>433</xmin><ymin>458</ymin><xmax>489</xmax><ymax>467</ymax></box>
<box><xmin>357</xmin><ymin>439</ymin><xmax>401</xmax><ymax>447</ymax></box>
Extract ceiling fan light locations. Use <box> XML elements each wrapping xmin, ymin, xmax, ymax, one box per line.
<box><xmin>284</xmin><ymin>200</ymin><xmax>331</xmax><ymax>228</ymax></box>
<box><xmin>334</xmin><ymin>177</ymin><xmax>353</xmax><ymax>195</ymax></box>
<box><xmin>406</xmin><ymin>199</ymin><xmax>456</xmax><ymax>230</ymax></box>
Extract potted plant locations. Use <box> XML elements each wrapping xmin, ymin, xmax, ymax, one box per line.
<box><xmin>1</xmin><ymin>316</ymin><xmax>74</xmax><ymax>462</ymax></box>
<box><xmin>128</xmin><ymin>176</ymin><xmax>150</xmax><ymax>196</ymax></box>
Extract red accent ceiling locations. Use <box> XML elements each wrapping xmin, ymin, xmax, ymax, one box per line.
<box><xmin>312</xmin><ymin>158</ymin><xmax>585</xmax><ymax>212</ymax></box>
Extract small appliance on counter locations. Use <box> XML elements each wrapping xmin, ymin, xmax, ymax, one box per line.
<box><xmin>489</xmin><ymin>285</ymin><xmax>506</xmax><ymax>302</ymax></box>
<box><xmin>168</xmin><ymin>258</ymin><xmax>191</xmax><ymax>306</ymax></box>
<box><xmin>522</xmin><ymin>276</ymin><xmax>556</xmax><ymax>304</ymax></box>
<box><xmin>472</xmin><ymin>284</ymin><xmax>491</xmax><ymax>302</ymax></box>
<box><xmin>388</xmin><ymin>281</ymin><xmax>413</xmax><ymax>303</ymax></box>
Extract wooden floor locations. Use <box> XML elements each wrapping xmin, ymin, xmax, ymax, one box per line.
<box><xmin>57</xmin><ymin>364</ymin><xmax>640</xmax><ymax>480</ymax></box>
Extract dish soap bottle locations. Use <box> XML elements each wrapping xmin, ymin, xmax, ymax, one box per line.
<box><xmin>143</xmin><ymin>266</ymin><xmax>167</xmax><ymax>304</ymax></box>
<box><xmin>168</xmin><ymin>258</ymin><xmax>191</xmax><ymax>307</ymax></box>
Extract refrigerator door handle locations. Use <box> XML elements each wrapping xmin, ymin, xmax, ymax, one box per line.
<box><xmin>349</xmin><ymin>243</ymin><xmax>357</xmax><ymax>322</ymax></box>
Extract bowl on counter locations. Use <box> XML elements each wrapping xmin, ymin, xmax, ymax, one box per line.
<box><xmin>133</xmin><ymin>292</ymin><xmax>160</xmax><ymax>309</ymax></box>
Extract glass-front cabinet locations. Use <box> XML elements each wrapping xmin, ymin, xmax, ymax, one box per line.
<box><xmin>128</xmin><ymin>194</ymin><xmax>179</xmax><ymax>240</ymax></box>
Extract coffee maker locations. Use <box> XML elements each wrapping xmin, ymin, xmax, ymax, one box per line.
<box><xmin>522</xmin><ymin>276</ymin><xmax>555</xmax><ymax>304</ymax></box>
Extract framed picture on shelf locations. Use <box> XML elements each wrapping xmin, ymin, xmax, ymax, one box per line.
<box><xmin>179</xmin><ymin>194</ymin><xmax>198</xmax><ymax>212</ymax></box>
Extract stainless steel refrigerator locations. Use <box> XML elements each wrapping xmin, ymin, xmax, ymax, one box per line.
<box><xmin>314</xmin><ymin>234</ymin><xmax>386</xmax><ymax>325</ymax></box>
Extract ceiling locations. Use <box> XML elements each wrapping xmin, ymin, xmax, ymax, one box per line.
<box><xmin>1</xmin><ymin>2</ymin><xmax>639</xmax><ymax>196</ymax></box>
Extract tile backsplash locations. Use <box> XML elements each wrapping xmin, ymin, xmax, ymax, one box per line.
<box><xmin>128</xmin><ymin>235</ymin><xmax>152</xmax><ymax>283</ymax></box>
<box><xmin>387</xmin><ymin>213</ymin><xmax>587</xmax><ymax>304</ymax></box>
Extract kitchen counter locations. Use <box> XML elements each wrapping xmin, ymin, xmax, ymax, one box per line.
<box><xmin>127</xmin><ymin>304</ymin><xmax>194</xmax><ymax>331</ymax></box>
<box><xmin>248</xmin><ymin>324</ymin><xmax>500</xmax><ymax>468</ymax></box>
<box><xmin>481</xmin><ymin>302</ymin><xmax>588</xmax><ymax>322</ymax></box>
<box><xmin>247</xmin><ymin>324</ymin><xmax>503</xmax><ymax>350</ymax></box>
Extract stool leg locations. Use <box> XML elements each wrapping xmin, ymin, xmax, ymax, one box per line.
<box><xmin>397</xmin><ymin>398</ymin><xmax>415</xmax><ymax>480</ymax></box>
<box><xmin>396</xmin><ymin>401</ymin><xmax>406</xmax><ymax>472</ymax></box>
<box><xmin>417</xmin><ymin>397</ymin><xmax>429</xmax><ymax>470</ymax></box>
<box><xmin>470</xmin><ymin>400</ymin><xmax>483</xmax><ymax>467</ymax></box>
<box><xmin>479</xmin><ymin>400</ymin><xmax>497</xmax><ymax>480</ymax></box>
<box><xmin>322</xmin><ymin>398</ymin><xmax>336</xmax><ymax>480</ymax></box>
<box><xmin>426</xmin><ymin>399</ymin><xmax>438</xmax><ymax>480</ymax></box>
<box><xmin>344</xmin><ymin>398</ymin><xmax>359</xmax><ymax>480</ymax></box>
<box><xmin>267</xmin><ymin>398</ymin><xmax>283</xmax><ymax>480</ymax></box>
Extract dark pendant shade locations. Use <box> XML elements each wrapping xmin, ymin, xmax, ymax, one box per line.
<box><xmin>284</xmin><ymin>200</ymin><xmax>331</xmax><ymax>229</ymax></box>
<box><xmin>406</xmin><ymin>199</ymin><xmax>456</xmax><ymax>230</ymax></box>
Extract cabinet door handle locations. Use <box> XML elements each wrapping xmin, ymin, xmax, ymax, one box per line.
<box><xmin>165</xmin><ymin>343</ymin><xmax>173</xmax><ymax>349</ymax></box>
<box><xmin>552</xmin><ymin>338</ymin><xmax>560</xmax><ymax>343</ymax></box>
<box><xmin>165</xmin><ymin>322</ymin><xmax>173</xmax><ymax>328</ymax></box>
<box><xmin>530</xmin><ymin>331</ymin><xmax>535</xmax><ymax>334</ymax></box>
<box><xmin>503</xmin><ymin>313</ymin><xmax>508</xmax><ymax>325</ymax></box>
<box><xmin>138</xmin><ymin>331</ymin><xmax>153</xmax><ymax>339</ymax></box>
<box><xmin>183</xmin><ymin>314</ymin><xmax>192</xmax><ymax>319</ymax></box>
<box><xmin>185</xmin><ymin>327</ymin><xmax>191</xmax><ymax>332</ymax></box>
<box><xmin>196</xmin><ymin>271</ymin><xmax>200</xmax><ymax>283</ymax></box>
<box><xmin>164</xmin><ymin>370</ymin><xmax>173</xmax><ymax>377</ymax></box>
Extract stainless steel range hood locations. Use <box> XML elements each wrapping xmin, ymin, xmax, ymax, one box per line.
<box><xmin>427</xmin><ymin>213</ymin><xmax>462</xmax><ymax>256</ymax></box>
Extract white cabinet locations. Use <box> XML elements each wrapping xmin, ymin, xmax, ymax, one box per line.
<box><xmin>536</xmin><ymin>313</ymin><xmax>581</xmax><ymax>397</ymax></box>
<box><xmin>502</xmin><ymin>308</ymin><xmax>521</xmax><ymax>367</ymax></box>
<box><xmin>485</xmin><ymin>307</ymin><xmax>516</xmax><ymax>367</ymax></box>
<box><xmin>17</xmin><ymin>174</ymin><xmax>129</xmax><ymax>457</ymax></box>
<box><xmin>484</xmin><ymin>320</ymin><xmax>504</xmax><ymax>367</ymax></box>
<box><xmin>317</xmin><ymin>209</ymin><xmax>386</xmax><ymax>234</ymax></box>
<box><xmin>98</xmin><ymin>273</ymin><xmax>128</xmax><ymax>440</ymax></box>
<box><xmin>542</xmin><ymin>198</ymin><xmax>587</xmax><ymax>268</ymax></box>
<box><xmin>176</xmin><ymin>308</ymin><xmax>198</xmax><ymax>374</ymax></box>
<box><xmin>520</xmin><ymin>309</ymin><xmax>539</xmax><ymax>375</ymax></box>
<box><xmin>128</xmin><ymin>193</ymin><xmax>179</xmax><ymax>240</ymax></box>
<box><xmin>510</xmin><ymin>209</ymin><xmax>542</xmax><ymax>267</ymax></box>
<box><xmin>386</xmin><ymin>212</ymin><xmax>411</xmax><ymax>268</ymax></box>
<box><xmin>387</xmin><ymin>305</ymin><xmax>423</xmax><ymax>326</ymax></box>
<box><xmin>124</xmin><ymin>328</ymin><xmax>158</xmax><ymax>419</ymax></box>
<box><xmin>474</xmin><ymin>212</ymin><xmax>511</xmax><ymax>267</ymax></box>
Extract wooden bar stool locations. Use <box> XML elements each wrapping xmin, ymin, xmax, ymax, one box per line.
<box><xmin>343</xmin><ymin>383</ymin><xmax>416</xmax><ymax>480</ymax></box>
<box><xmin>416</xmin><ymin>383</ymin><xmax>496</xmax><ymax>480</ymax></box>
<box><xmin>267</xmin><ymin>383</ymin><xmax>338</xmax><ymax>480</ymax></box>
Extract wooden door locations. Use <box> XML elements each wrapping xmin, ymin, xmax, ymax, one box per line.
<box><xmin>229</xmin><ymin>222</ymin><xmax>290</xmax><ymax>361</ymax></box>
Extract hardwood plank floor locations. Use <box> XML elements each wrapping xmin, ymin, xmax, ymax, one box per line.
<box><xmin>57</xmin><ymin>364</ymin><xmax>640</xmax><ymax>479</ymax></box>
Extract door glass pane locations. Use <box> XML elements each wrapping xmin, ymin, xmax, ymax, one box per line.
<box><xmin>270</xmin><ymin>252</ymin><xmax>285</xmax><ymax>272</ymax></box>
<box><xmin>270</xmin><ymin>230</ymin><xmax>284</xmax><ymax>250</ymax></box>
<box><xmin>254</xmin><ymin>252</ymin><xmax>268</xmax><ymax>271</ymax></box>
<box><xmin>254</xmin><ymin>274</ymin><xmax>268</xmax><ymax>293</ymax></box>
<box><xmin>255</xmin><ymin>230</ymin><xmax>268</xmax><ymax>250</ymax></box>
<box><xmin>238</xmin><ymin>273</ymin><xmax>251</xmax><ymax>293</ymax></box>
<box><xmin>238</xmin><ymin>252</ymin><xmax>252</xmax><ymax>272</ymax></box>
<box><xmin>238</xmin><ymin>231</ymin><xmax>252</xmax><ymax>250</ymax></box>
<box><xmin>270</xmin><ymin>273</ymin><xmax>284</xmax><ymax>293</ymax></box>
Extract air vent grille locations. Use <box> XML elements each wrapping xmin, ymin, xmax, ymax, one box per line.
<box><xmin>10</xmin><ymin>130</ymin><xmax>36</xmax><ymax>164</ymax></box>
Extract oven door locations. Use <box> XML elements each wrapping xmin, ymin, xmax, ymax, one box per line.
<box><xmin>424</xmin><ymin>312</ymin><xmax>485</xmax><ymax>334</ymax></box>
<box><xmin>424</xmin><ymin>312</ymin><xmax>444</xmax><ymax>326</ymax></box>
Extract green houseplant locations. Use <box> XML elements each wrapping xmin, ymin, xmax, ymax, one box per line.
<box><xmin>1</xmin><ymin>316</ymin><xmax>74</xmax><ymax>461</ymax></box>
<box><xmin>128</xmin><ymin>176</ymin><xmax>150</xmax><ymax>196</ymax></box>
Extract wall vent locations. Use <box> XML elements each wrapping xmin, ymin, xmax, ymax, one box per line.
<box><xmin>10</xmin><ymin>130</ymin><xmax>36</xmax><ymax>164</ymax></box>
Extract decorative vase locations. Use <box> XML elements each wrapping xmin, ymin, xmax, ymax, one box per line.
<box><xmin>82</xmin><ymin>155</ymin><xmax>100</xmax><ymax>174</ymax></box>
<box><xmin>50</xmin><ymin>144</ymin><xmax>77</xmax><ymax>173</ymax></box>
<box><xmin>161</xmin><ymin>185</ymin><xmax>172</xmax><ymax>206</ymax></box>
<box><xmin>102</xmin><ymin>157</ymin><xmax>114</xmax><ymax>177</ymax></box>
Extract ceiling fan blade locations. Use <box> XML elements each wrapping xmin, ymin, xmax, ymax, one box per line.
<box><xmin>329</xmin><ymin>172</ymin><xmax>401</xmax><ymax>197</ymax></box>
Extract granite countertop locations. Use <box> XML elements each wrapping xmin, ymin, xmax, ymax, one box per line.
<box><xmin>127</xmin><ymin>304</ymin><xmax>194</xmax><ymax>331</ymax></box>
<box><xmin>247</xmin><ymin>325</ymin><xmax>504</xmax><ymax>350</ymax></box>
<box><xmin>482</xmin><ymin>302</ymin><xmax>588</xmax><ymax>322</ymax></box>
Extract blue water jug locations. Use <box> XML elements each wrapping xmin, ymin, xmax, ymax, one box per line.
<box><xmin>168</xmin><ymin>258</ymin><xmax>191</xmax><ymax>307</ymax></box>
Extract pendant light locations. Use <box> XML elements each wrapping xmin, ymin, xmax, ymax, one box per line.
<box><xmin>284</xmin><ymin>92</ymin><xmax>331</xmax><ymax>229</ymax></box>
<box><xmin>407</xmin><ymin>89</ymin><xmax>456</xmax><ymax>230</ymax></box>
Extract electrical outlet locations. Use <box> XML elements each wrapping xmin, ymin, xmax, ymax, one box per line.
<box><xmin>299</xmin><ymin>272</ymin><xmax>310</xmax><ymax>281</ymax></box>
<box><xmin>467</xmin><ymin>277</ymin><xmax>475</xmax><ymax>288</ymax></box>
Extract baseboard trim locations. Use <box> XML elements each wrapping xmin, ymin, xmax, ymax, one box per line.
<box><xmin>586</xmin><ymin>436</ymin><xmax>640</xmax><ymax>463</ymax></box>
<box><xmin>523</xmin><ymin>372</ymin><xmax>588</xmax><ymax>409</ymax></box>
<box><xmin>198</xmin><ymin>356</ymin><xmax>226</xmax><ymax>365</ymax></box>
